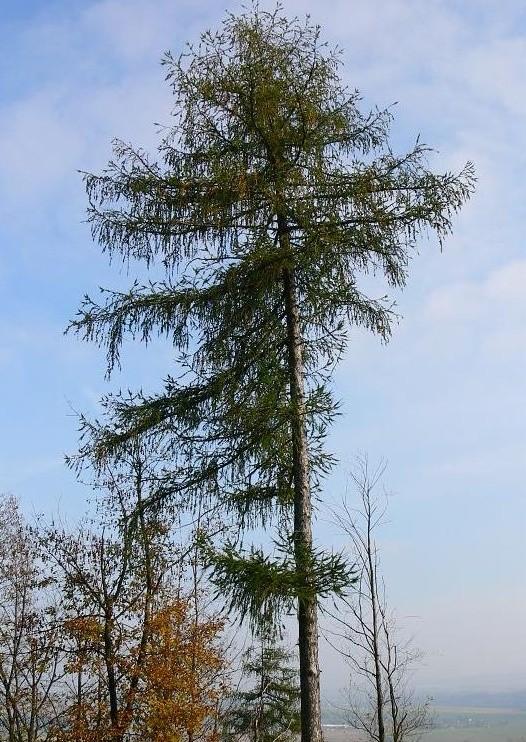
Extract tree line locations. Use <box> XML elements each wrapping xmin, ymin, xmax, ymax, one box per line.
<box><xmin>0</xmin><ymin>442</ymin><xmax>305</xmax><ymax>742</ymax></box>
<box><xmin>6</xmin><ymin>4</ymin><xmax>474</xmax><ymax>741</ymax></box>
<box><xmin>0</xmin><ymin>448</ymin><xmax>227</xmax><ymax>742</ymax></box>
<box><xmin>0</xmin><ymin>458</ymin><xmax>431</xmax><ymax>742</ymax></box>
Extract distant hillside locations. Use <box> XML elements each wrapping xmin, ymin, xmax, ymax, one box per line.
<box><xmin>432</xmin><ymin>689</ymin><xmax>526</xmax><ymax>711</ymax></box>
<box><xmin>322</xmin><ymin>689</ymin><xmax>526</xmax><ymax>725</ymax></box>
<box><xmin>321</xmin><ymin>705</ymin><xmax>348</xmax><ymax>725</ymax></box>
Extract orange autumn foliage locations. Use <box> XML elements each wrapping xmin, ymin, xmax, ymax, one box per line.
<box><xmin>50</xmin><ymin>597</ymin><xmax>226</xmax><ymax>742</ymax></box>
<box><xmin>50</xmin><ymin>710</ymin><xmax>112</xmax><ymax>742</ymax></box>
<box><xmin>138</xmin><ymin>598</ymin><xmax>225</xmax><ymax>742</ymax></box>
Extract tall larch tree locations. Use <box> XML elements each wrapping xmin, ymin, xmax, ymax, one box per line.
<box><xmin>69</xmin><ymin>6</ymin><xmax>474</xmax><ymax>741</ymax></box>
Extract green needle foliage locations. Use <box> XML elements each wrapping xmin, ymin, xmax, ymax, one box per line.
<box><xmin>69</xmin><ymin>5</ymin><xmax>474</xmax><ymax>740</ymax></box>
<box><xmin>202</xmin><ymin>533</ymin><xmax>351</xmax><ymax>629</ymax></box>
<box><xmin>223</xmin><ymin>635</ymin><xmax>301</xmax><ymax>742</ymax></box>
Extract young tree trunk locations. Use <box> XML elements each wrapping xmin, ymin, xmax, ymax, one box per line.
<box><xmin>123</xmin><ymin>454</ymin><xmax>153</xmax><ymax>723</ymax></box>
<box><xmin>388</xmin><ymin>675</ymin><xmax>400</xmax><ymax>742</ymax></box>
<box><xmin>367</xmin><ymin>515</ymin><xmax>386</xmax><ymax>742</ymax></box>
<box><xmin>102</xmin><ymin>608</ymin><xmax>120</xmax><ymax>731</ymax></box>
<box><xmin>282</xmin><ymin>262</ymin><xmax>323</xmax><ymax>742</ymax></box>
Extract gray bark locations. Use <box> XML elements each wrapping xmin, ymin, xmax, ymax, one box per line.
<box><xmin>282</xmin><ymin>261</ymin><xmax>323</xmax><ymax>742</ymax></box>
<box><xmin>366</xmin><ymin>519</ymin><xmax>385</xmax><ymax>742</ymax></box>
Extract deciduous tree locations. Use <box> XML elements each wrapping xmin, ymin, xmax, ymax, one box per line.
<box><xmin>0</xmin><ymin>495</ymin><xmax>63</xmax><ymax>742</ymax></box>
<box><xmin>330</xmin><ymin>459</ymin><xmax>432</xmax><ymax>742</ymax></box>
<box><xmin>46</xmin><ymin>448</ymin><xmax>228</xmax><ymax>742</ymax></box>
<box><xmin>44</xmin><ymin>447</ymin><xmax>178</xmax><ymax>741</ymax></box>
<box><xmin>137</xmin><ymin>598</ymin><xmax>225</xmax><ymax>742</ymax></box>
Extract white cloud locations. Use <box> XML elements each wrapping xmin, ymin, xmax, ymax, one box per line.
<box><xmin>0</xmin><ymin>88</ymin><xmax>83</xmax><ymax>203</ymax></box>
<box><xmin>82</xmin><ymin>0</ymin><xmax>176</xmax><ymax>61</ymax></box>
<box><xmin>0</xmin><ymin>0</ymin><xmax>197</xmax><ymax>215</ymax></box>
<box><xmin>461</xmin><ymin>36</ymin><xmax>526</xmax><ymax>117</ymax></box>
<box><xmin>426</xmin><ymin>259</ymin><xmax>526</xmax><ymax>328</ymax></box>
<box><xmin>80</xmin><ymin>0</ymin><xmax>207</xmax><ymax>63</ymax></box>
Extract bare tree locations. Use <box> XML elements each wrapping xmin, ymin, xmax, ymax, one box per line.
<box><xmin>0</xmin><ymin>495</ymin><xmax>64</xmax><ymax>742</ymax></box>
<box><xmin>42</xmin><ymin>445</ymin><xmax>176</xmax><ymax>742</ymax></box>
<box><xmin>43</xmin><ymin>443</ymin><xmax>230</xmax><ymax>742</ymax></box>
<box><xmin>328</xmin><ymin>459</ymin><xmax>432</xmax><ymax>742</ymax></box>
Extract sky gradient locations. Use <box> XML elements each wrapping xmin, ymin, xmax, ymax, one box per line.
<box><xmin>0</xmin><ymin>0</ymin><xmax>525</xmax><ymax>696</ymax></box>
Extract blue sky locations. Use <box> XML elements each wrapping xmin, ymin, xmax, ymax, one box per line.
<box><xmin>0</xmin><ymin>0</ymin><xmax>525</xmax><ymax>695</ymax></box>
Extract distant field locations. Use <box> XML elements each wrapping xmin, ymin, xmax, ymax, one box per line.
<box><xmin>434</xmin><ymin>705</ymin><xmax>526</xmax><ymax>716</ymax></box>
<box><xmin>422</xmin><ymin>721</ymin><xmax>526</xmax><ymax>742</ymax></box>
<box><xmin>423</xmin><ymin>708</ymin><xmax>526</xmax><ymax>742</ymax></box>
<box><xmin>323</xmin><ymin>707</ymin><xmax>526</xmax><ymax>742</ymax></box>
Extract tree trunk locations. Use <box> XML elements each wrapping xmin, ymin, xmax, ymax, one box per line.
<box><xmin>124</xmin><ymin>454</ymin><xmax>153</xmax><ymax>723</ymax></box>
<box><xmin>367</xmin><ymin>519</ymin><xmax>385</xmax><ymax>742</ymax></box>
<box><xmin>103</xmin><ymin>609</ymin><xmax>120</xmax><ymax>732</ymax></box>
<box><xmin>282</xmin><ymin>261</ymin><xmax>323</xmax><ymax>742</ymax></box>
<box><xmin>388</xmin><ymin>675</ymin><xmax>399</xmax><ymax>742</ymax></box>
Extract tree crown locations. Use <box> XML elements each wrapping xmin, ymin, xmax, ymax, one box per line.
<box><xmin>70</xmin><ymin>3</ymin><xmax>474</xmax><ymax>625</ymax></box>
